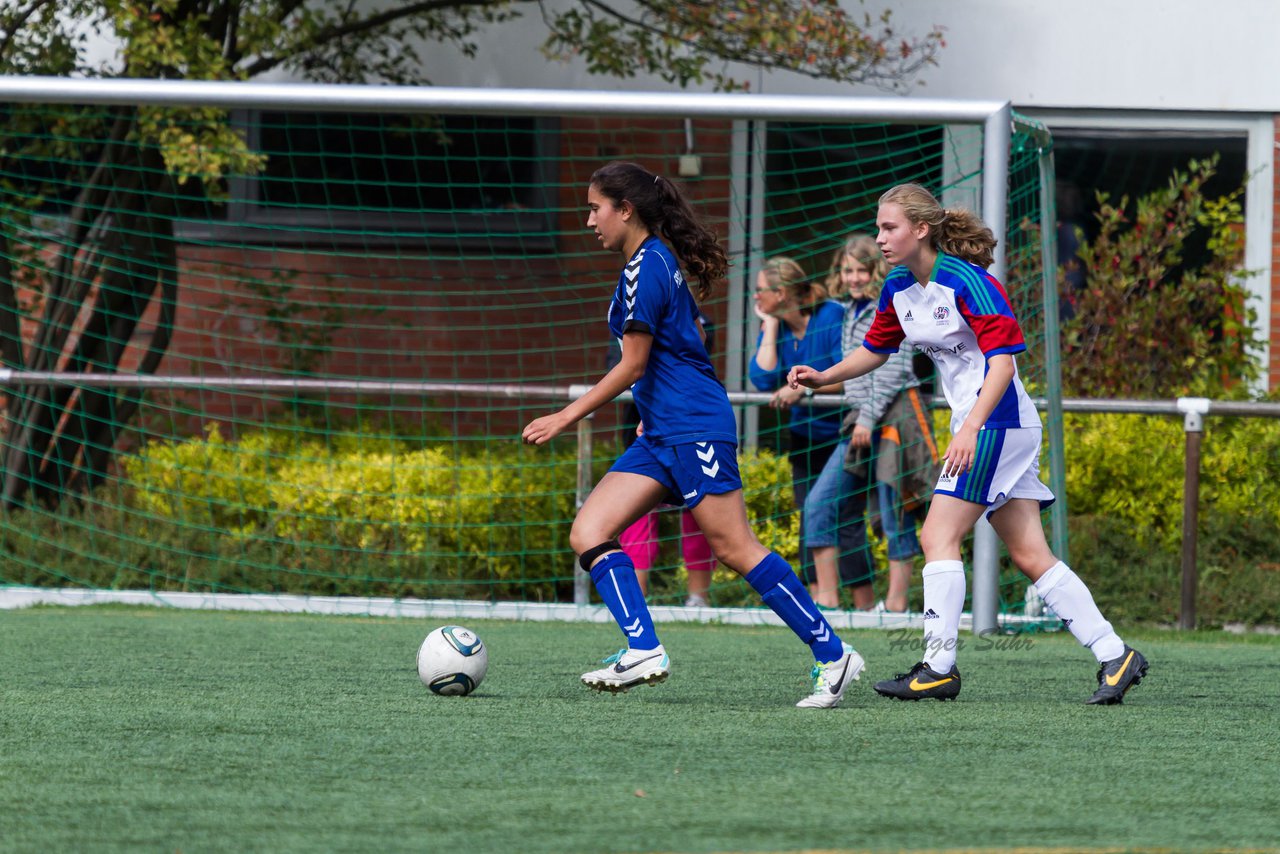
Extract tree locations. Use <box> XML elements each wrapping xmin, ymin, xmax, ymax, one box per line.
<box><xmin>1059</xmin><ymin>157</ymin><xmax>1261</xmax><ymax>399</ymax></box>
<box><xmin>0</xmin><ymin>1</ymin><xmax>944</xmax><ymax>509</ymax></box>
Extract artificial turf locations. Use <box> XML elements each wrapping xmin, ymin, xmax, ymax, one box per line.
<box><xmin>1</xmin><ymin>606</ymin><xmax>1277</xmax><ymax>853</ymax></box>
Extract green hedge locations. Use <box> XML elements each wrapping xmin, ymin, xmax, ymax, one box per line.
<box><xmin>2</xmin><ymin>425</ymin><xmax>801</xmax><ymax>601</ymax></box>
<box><xmin>1057</xmin><ymin>409</ymin><xmax>1280</xmax><ymax>625</ymax></box>
<box><xmin>4</xmin><ymin>411</ymin><xmax>1277</xmax><ymax>624</ymax></box>
<box><xmin>1062</xmin><ymin>411</ymin><xmax>1280</xmax><ymax>550</ymax></box>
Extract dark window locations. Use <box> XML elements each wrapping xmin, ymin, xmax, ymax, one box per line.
<box><xmin>1053</xmin><ymin>130</ymin><xmax>1248</xmax><ymax>266</ymax></box>
<box><xmin>216</xmin><ymin>110</ymin><xmax>558</xmax><ymax>250</ymax></box>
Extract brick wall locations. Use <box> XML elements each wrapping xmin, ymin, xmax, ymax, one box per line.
<box><xmin>128</xmin><ymin>118</ymin><xmax>741</xmax><ymax>440</ymax></box>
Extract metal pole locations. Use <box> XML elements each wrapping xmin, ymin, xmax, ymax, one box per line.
<box><xmin>1035</xmin><ymin>141</ymin><xmax>1070</xmax><ymax>563</ymax></box>
<box><xmin>0</xmin><ymin>75</ymin><xmax>1008</xmax><ymax>124</ymax></box>
<box><xmin>741</xmin><ymin>120</ymin><xmax>768</xmax><ymax>451</ymax></box>
<box><xmin>971</xmin><ymin>103</ymin><xmax>1013</xmax><ymax>636</ymax></box>
<box><xmin>727</xmin><ymin>120</ymin><xmax>751</xmax><ymax>441</ymax></box>
<box><xmin>572</xmin><ymin>386</ymin><xmax>594</xmax><ymax>607</ymax></box>
<box><xmin>1178</xmin><ymin>397</ymin><xmax>1209</xmax><ymax>630</ymax></box>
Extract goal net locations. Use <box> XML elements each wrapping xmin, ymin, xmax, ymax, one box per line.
<box><xmin>0</xmin><ymin>80</ymin><xmax>1058</xmax><ymax>625</ymax></box>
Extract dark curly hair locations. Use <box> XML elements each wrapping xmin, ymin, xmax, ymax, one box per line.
<box><xmin>589</xmin><ymin>161</ymin><xmax>729</xmax><ymax>300</ymax></box>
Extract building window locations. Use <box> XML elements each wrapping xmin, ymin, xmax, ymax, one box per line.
<box><xmin>217</xmin><ymin>110</ymin><xmax>559</xmax><ymax>250</ymax></box>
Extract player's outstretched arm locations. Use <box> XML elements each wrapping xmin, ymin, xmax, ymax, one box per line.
<box><xmin>522</xmin><ymin>331</ymin><xmax>653</xmax><ymax>446</ymax></box>
<box><xmin>788</xmin><ymin>347</ymin><xmax>888</xmax><ymax>390</ymax></box>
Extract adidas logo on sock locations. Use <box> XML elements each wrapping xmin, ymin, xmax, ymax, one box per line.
<box><xmin>923</xmin><ymin>608</ymin><xmax>940</xmax><ymax>619</ymax></box>
<box><xmin>1061</xmin><ymin>618</ymin><xmax>1074</xmax><ymax>628</ymax></box>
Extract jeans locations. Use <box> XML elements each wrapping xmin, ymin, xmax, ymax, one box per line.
<box><xmin>804</xmin><ymin>436</ymin><xmax>922</xmax><ymax>567</ymax></box>
<box><xmin>877</xmin><ymin>477</ymin><xmax>922</xmax><ymax>562</ymax></box>
<box><xmin>790</xmin><ymin>432</ymin><xmax>873</xmax><ymax>587</ymax></box>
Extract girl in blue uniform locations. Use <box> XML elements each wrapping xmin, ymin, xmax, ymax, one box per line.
<box><xmin>789</xmin><ymin>183</ymin><xmax>1147</xmax><ymax>705</ymax></box>
<box><xmin>522</xmin><ymin>162</ymin><xmax>863</xmax><ymax>708</ymax></box>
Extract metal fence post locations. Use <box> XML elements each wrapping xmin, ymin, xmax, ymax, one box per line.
<box><xmin>971</xmin><ymin>517</ymin><xmax>1000</xmax><ymax>635</ymax></box>
<box><xmin>972</xmin><ymin>103</ymin><xmax>1012</xmax><ymax>637</ymax></box>
<box><xmin>571</xmin><ymin>385</ymin><xmax>595</xmax><ymax>606</ymax></box>
<box><xmin>1177</xmin><ymin>397</ymin><xmax>1209</xmax><ymax>630</ymax></box>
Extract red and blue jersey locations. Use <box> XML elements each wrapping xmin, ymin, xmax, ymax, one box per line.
<box><xmin>607</xmin><ymin>236</ymin><xmax>738</xmax><ymax>446</ymax></box>
<box><xmin>862</xmin><ymin>253</ymin><xmax>1040</xmax><ymax>433</ymax></box>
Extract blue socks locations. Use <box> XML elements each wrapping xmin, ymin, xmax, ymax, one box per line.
<box><xmin>588</xmin><ymin>549</ymin><xmax>842</xmax><ymax>661</ymax></box>
<box><xmin>746</xmin><ymin>552</ymin><xmax>844</xmax><ymax>662</ymax></box>
<box><xmin>589</xmin><ymin>551</ymin><xmax>660</xmax><ymax>651</ymax></box>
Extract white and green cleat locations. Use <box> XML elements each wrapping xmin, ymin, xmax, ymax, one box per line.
<box><xmin>797</xmin><ymin>643</ymin><xmax>864</xmax><ymax>709</ymax></box>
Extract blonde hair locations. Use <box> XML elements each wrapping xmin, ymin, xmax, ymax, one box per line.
<box><xmin>760</xmin><ymin>255</ymin><xmax>827</xmax><ymax>314</ymax></box>
<box><xmin>878</xmin><ymin>183</ymin><xmax>997</xmax><ymax>269</ymax></box>
<box><xmin>824</xmin><ymin>234</ymin><xmax>888</xmax><ymax>299</ymax></box>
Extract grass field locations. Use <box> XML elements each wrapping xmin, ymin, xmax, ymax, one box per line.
<box><xmin>2</xmin><ymin>606</ymin><xmax>1278</xmax><ymax>853</ymax></box>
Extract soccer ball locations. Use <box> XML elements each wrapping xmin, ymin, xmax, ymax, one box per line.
<box><xmin>417</xmin><ymin>625</ymin><xmax>488</xmax><ymax>696</ymax></box>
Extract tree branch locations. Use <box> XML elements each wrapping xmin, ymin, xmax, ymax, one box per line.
<box><xmin>242</xmin><ymin>0</ymin><xmax>519</xmax><ymax>78</ymax></box>
<box><xmin>0</xmin><ymin>0</ymin><xmax>59</xmax><ymax>64</ymax></box>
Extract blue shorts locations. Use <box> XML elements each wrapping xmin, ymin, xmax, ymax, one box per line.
<box><xmin>609</xmin><ymin>434</ymin><xmax>742</xmax><ymax>509</ymax></box>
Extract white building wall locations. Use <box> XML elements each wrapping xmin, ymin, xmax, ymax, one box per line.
<box><xmin>416</xmin><ymin>0</ymin><xmax>1279</xmax><ymax>113</ymax></box>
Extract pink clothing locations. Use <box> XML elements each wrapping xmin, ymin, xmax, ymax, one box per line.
<box><xmin>620</xmin><ymin>510</ymin><xmax>715</xmax><ymax>573</ymax></box>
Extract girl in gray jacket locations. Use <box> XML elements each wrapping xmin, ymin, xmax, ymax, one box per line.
<box><xmin>803</xmin><ymin>235</ymin><xmax>924</xmax><ymax>612</ymax></box>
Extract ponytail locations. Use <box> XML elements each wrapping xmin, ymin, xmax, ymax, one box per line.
<box><xmin>879</xmin><ymin>183</ymin><xmax>997</xmax><ymax>269</ymax></box>
<box><xmin>590</xmin><ymin>162</ymin><xmax>729</xmax><ymax>300</ymax></box>
<box><xmin>935</xmin><ymin>208</ymin><xmax>997</xmax><ymax>269</ymax></box>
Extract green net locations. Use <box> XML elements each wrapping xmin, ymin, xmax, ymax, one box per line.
<box><xmin>0</xmin><ymin>88</ymin><xmax>1056</xmax><ymax>622</ymax></box>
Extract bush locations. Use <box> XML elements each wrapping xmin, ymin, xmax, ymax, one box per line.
<box><xmin>108</xmin><ymin>425</ymin><xmax>582</xmax><ymax>598</ymax></box>
<box><xmin>1060</xmin><ymin>157</ymin><xmax>1261</xmax><ymax>398</ymax></box>
<box><xmin>1063</xmin><ymin>409</ymin><xmax>1280</xmax><ymax>551</ymax></box>
<box><xmin>63</xmin><ymin>428</ymin><xmax>799</xmax><ymax>601</ymax></box>
<box><xmin>1059</xmin><ymin>403</ymin><xmax>1280</xmax><ymax>626</ymax></box>
<box><xmin>8</xmin><ymin>414</ymin><xmax>1277</xmax><ymax>624</ymax></box>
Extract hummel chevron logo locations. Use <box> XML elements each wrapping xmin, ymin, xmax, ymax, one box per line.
<box><xmin>612</xmin><ymin>652</ymin><xmax>661</xmax><ymax>673</ymax></box>
<box><xmin>811</xmin><ymin>626</ymin><xmax>830</xmax><ymax>644</ymax></box>
<box><xmin>695</xmin><ymin>445</ymin><xmax>715</xmax><ymax>463</ymax></box>
<box><xmin>923</xmin><ymin>608</ymin><xmax>940</xmax><ymax>619</ymax></box>
<box><xmin>625</xmin><ymin>266</ymin><xmax>640</xmax><ymax>283</ymax></box>
<box><xmin>700</xmin><ymin>461</ymin><xmax>720</xmax><ymax>478</ymax></box>
<box><xmin>624</xmin><ymin>617</ymin><xmax>645</xmax><ymax>638</ymax></box>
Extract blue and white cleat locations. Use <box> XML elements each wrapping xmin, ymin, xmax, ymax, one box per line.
<box><xmin>581</xmin><ymin>646</ymin><xmax>670</xmax><ymax>693</ymax></box>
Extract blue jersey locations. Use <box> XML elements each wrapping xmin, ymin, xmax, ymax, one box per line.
<box><xmin>748</xmin><ymin>299</ymin><xmax>846</xmax><ymax>442</ymax></box>
<box><xmin>607</xmin><ymin>236</ymin><xmax>738</xmax><ymax>446</ymax></box>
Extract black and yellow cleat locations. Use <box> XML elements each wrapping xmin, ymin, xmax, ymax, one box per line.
<box><xmin>874</xmin><ymin>661</ymin><xmax>961</xmax><ymax>701</ymax></box>
<box><xmin>1086</xmin><ymin>645</ymin><xmax>1148</xmax><ymax>705</ymax></box>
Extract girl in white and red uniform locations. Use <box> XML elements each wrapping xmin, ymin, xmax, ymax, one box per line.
<box><xmin>789</xmin><ymin>183</ymin><xmax>1148</xmax><ymax>706</ymax></box>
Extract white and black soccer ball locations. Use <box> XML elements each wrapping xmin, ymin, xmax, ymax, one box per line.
<box><xmin>417</xmin><ymin>625</ymin><xmax>488</xmax><ymax>696</ymax></box>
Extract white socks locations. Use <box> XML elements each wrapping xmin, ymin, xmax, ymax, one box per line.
<box><xmin>921</xmin><ymin>560</ymin><xmax>966</xmax><ymax>672</ymax></box>
<box><xmin>1034</xmin><ymin>561</ymin><xmax>1125</xmax><ymax>663</ymax></box>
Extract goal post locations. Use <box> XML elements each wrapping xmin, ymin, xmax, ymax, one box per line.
<box><xmin>0</xmin><ymin>77</ymin><xmax>1058</xmax><ymax>631</ymax></box>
